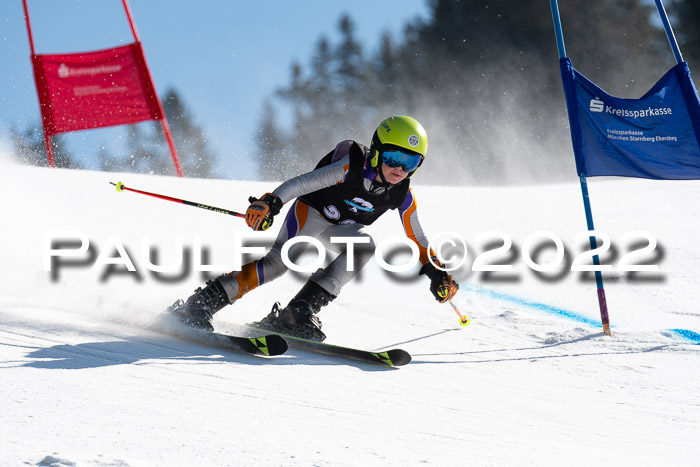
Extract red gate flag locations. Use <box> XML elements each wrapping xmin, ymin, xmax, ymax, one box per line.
<box><xmin>32</xmin><ymin>43</ymin><xmax>163</xmax><ymax>136</ymax></box>
<box><xmin>22</xmin><ymin>0</ymin><xmax>184</xmax><ymax>176</ymax></box>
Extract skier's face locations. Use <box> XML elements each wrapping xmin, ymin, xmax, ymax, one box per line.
<box><xmin>378</xmin><ymin>163</ymin><xmax>409</xmax><ymax>184</ymax></box>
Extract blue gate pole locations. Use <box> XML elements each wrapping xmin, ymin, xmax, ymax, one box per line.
<box><xmin>578</xmin><ymin>176</ymin><xmax>611</xmax><ymax>335</ymax></box>
<box><xmin>550</xmin><ymin>0</ymin><xmax>567</xmax><ymax>58</ymax></box>
<box><xmin>655</xmin><ymin>0</ymin><xmax>684</xmax><ymax>64</ymax></box>
<box><xmin>550</xmin><ymin>0</ymin><xmax>612</xmax><ymax>335</ymax></box>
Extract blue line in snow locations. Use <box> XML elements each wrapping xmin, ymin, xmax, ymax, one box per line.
<box><xmin>462</xmin><ymin>284</ymin><xmax>601</xmax><ymax>327</ymax></box>
<box><xmin>667</xmin><ymin>329</ymin><xmax>700</xmax><ymax>344</ymax></box>
<box><xmin>463</xmin><ymin>284</ymin><xmax>700</xmax><ymax>344</ymax></box>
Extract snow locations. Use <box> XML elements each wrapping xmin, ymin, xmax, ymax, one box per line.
<box><xmin>1</xmin><ymin>156</ymin><xmax>699</xmax><ymax>466</ymax></box>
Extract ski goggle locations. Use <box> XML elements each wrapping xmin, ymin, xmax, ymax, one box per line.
<box><xmin>381</xmin><ymin>149</ymin><xmax>423</xmax><ymax>173</ymax></box>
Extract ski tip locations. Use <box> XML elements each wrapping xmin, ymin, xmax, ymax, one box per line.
<box><xmin>249</xmin><ymin>334</ymin><xmax>288</xmax><ymax>356</ymax></box>
<box><xmin>388</xmin><ymin>349</ymin><xmax>412</xmax><ymax>366</ymax></box>
<box><xmin>373</xmin><ymin>349</ymin><xmax>412</xmax><ymax>367</ymax></box>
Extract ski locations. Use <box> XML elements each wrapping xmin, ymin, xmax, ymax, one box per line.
<box><xmin>242</xmin><ymin>325</ymin><xmax>411</xmax><ymax>367</ymax></box>
<box><xmin>155</xmin><ymin>320</ymin><xmax>288</xmax><ymax>357</ymax></box>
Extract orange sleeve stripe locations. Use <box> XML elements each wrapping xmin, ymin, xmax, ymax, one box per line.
<box><xmin>401</xmin><ymin>197</ymin><xmax>418</xmax><ymax>238</ymax></box>
<box><xmin>401</xmin><ymin>194</ymin><xmax>432</xmax><ymax>265</ymax></box>
<box><xmin>295</xmin><ymin>199</ymin><xmax>310</xmax><ymax>232</ymax></box>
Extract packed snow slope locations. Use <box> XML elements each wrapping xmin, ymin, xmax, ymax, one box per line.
<box><xmin>1</xmin><ymin>158</ymin><xmax>699</xmax><ymax>467</ymax></box>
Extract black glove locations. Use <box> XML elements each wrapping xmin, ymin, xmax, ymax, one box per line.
<box><xmin>245</xmin><ymin>193</ymin><xmax>283</xmax><ymax>231</ymax></box>
<box><xmin>419</xmin><ymin>259</ymin><xmax>459</xmax><ymax>303</ymax></box>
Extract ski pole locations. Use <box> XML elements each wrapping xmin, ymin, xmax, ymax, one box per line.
<box><xmin>449</xmin><ymin>300</ymin><xmax>470</xmax><ymax>327</ymax></box>
<box><xmin>110</xmin><ymin>181</ymin><xmax>247</xmax><ymax>220</ymax></box>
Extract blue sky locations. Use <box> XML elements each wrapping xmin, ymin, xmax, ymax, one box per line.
<box><xmin>1</xmin><ymin>0</ymin><xmax>429</xmax><ymax>178</ymax></box>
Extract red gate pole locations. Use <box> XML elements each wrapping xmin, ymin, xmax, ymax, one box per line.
<box><xmin>121</xmin><ymin>0</ymin><xmax>184</xmax><ymax>177</ymax></box>
<box><xmin>21</xmin><ymin>0</ymin><xmax>35</xmax><ymax>55</ymax></box>
<box><xmin>22</xmin><ymin>0</ymin><xmax>56</xmax><ymax>168</ymax></box>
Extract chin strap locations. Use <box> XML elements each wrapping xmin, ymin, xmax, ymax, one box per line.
<box><xmin>374</xmin><ymin>164</ymin><xmax>392</xmax><ymax>201</ymax></box>
<box><xmin>376</xmin><ymin>164</ymin><xmax>388</xmax><ymax>185</ymax></box>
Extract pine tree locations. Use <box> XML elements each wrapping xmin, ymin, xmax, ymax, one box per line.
<box><xmin>257</xmin><ymin>99</ymin><xmax>290</xmax><ymax>181</ymax></box>
<box><xmin>124</xmin><ymin>121</ymin><xmax>169</xmax><ymax>175</ymax></box>
<box><xmin>275</xmin><ymin>61</ymin><xmax>318</xmax><ymax>178</ymax></box>
<box><xmin>100</xmin><ymin>88</ymin><xmax>216</xmax><ymax>177</ymax></box>
<box><xmin>162</xmin><ymin>88</ymin><xmax>216</xmax><ymax>178</ymax></box>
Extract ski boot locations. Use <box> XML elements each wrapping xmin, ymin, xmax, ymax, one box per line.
<box><xmin>255</xmin><ymin>281</ymin><xmax>335</xmax><ymax>342</ymax></box>
<box><xmin>167</xmin><ymin>278</ymin><xmax>231</xmax><ymax>332</ymax></box>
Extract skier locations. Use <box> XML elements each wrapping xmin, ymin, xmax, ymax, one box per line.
<box><xmin>167</xmin><ymin>115</ymin><xmax>459</xmax><ymax>341</ymax></box>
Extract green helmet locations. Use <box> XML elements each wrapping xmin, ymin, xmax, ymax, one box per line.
<box><xmin>370</xmin><ymin>115</ymin><xmax>428</xmax><ymax>178</ymax></box>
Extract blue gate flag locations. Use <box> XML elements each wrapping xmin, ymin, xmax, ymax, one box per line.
<box><xmin>560</xmin><ymin>58</ymin><xmax>700</xmax><ymax>179</ymax></box>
